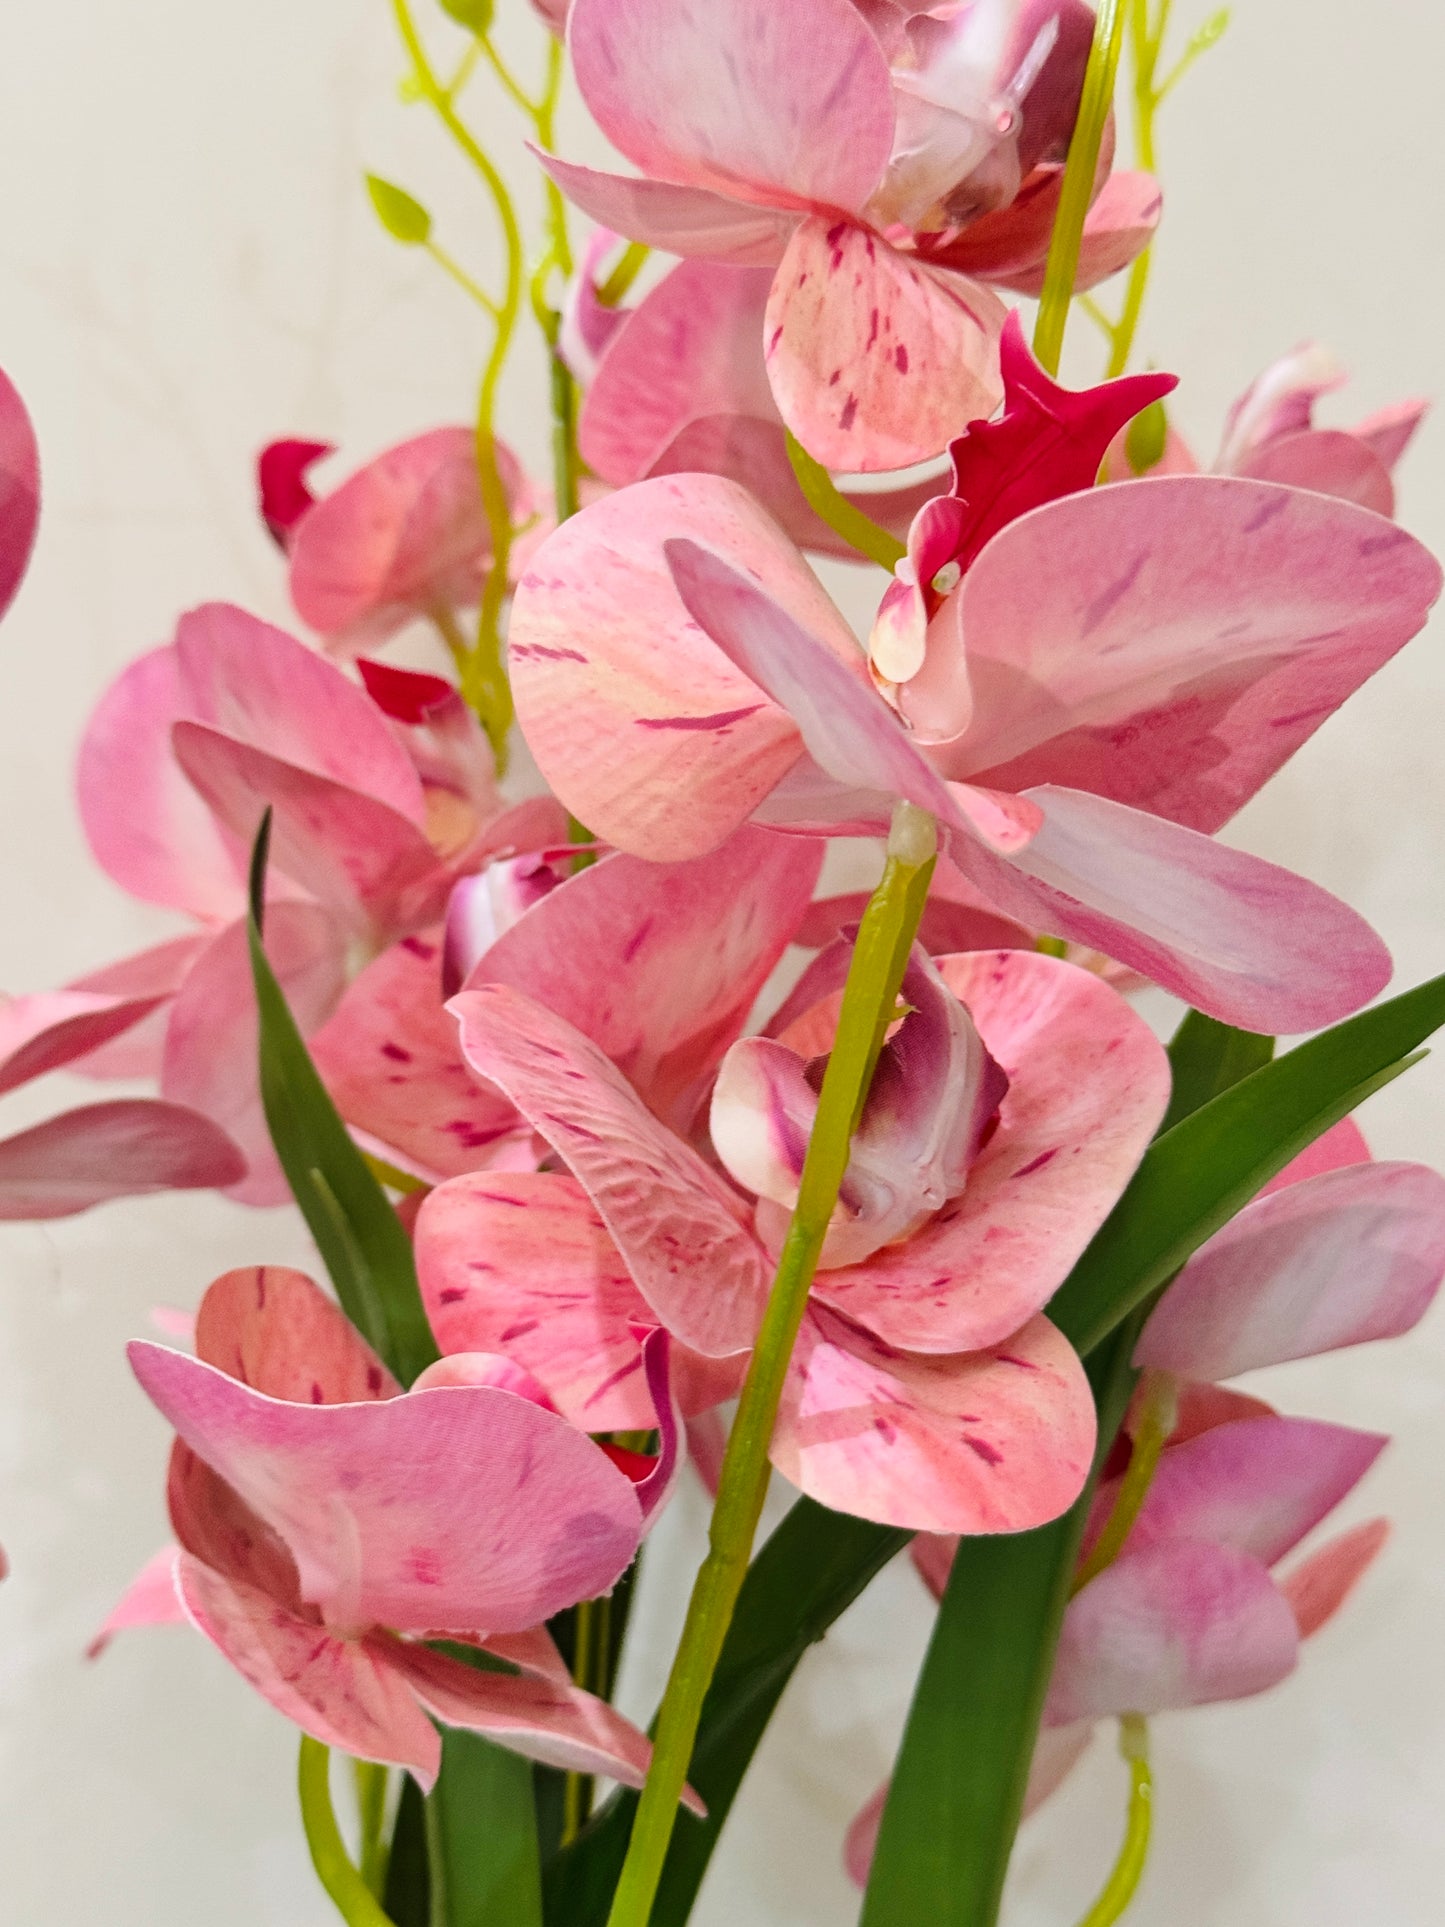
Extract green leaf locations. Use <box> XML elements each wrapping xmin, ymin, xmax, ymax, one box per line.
<box><xmin>383</xmin><ymin>1779</ymin><xmax>431</xmax><ymax>1927</ymax></box>
<box><xmin>1161</xmin><ymin>1008</ymin><xmax>1272</xmax><ymax>1131</ymax></box>
<box><xmin>438</xmin><ymin>0</ymin><xmax>494</xmax><ymax>31</ymax></box>
<box><xmin>427</xmin><ymin>1733</ymin><xmax>543</xmax><ymax>1927</ymax></box>
<box><xmin>1050</xmin><ymin>975</ymin><xmax>1445</xmax><ymax>1356</ymax></box>
<box><xmin>366</xmin><ymin>173</ymin><xmax>433</xmax><ymax>246</ymax></box>
<box><xmin>247</xmin><ymin>816</ymin><xmax>439</xmax><ymax>1386</ymax></box>
<box><xmin>544</xmin><ymin>1502</ymin><xmax>907</xmax><ymax>1926</ymax></box>
<box><xmin>785</xmin><ymin>432</ymin><xmax>906</xmax><ymax>572</ymax></box>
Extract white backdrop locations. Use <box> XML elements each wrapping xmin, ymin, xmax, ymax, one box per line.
<box><xmin>1</xmin><ymin>2</ymin><xmax>1443</xmax><ymax>1920</ymax></box>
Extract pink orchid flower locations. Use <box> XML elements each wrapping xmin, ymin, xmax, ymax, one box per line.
<box><xmin>545</xmin><ymin>0</ymin><xmax>1157</xmax><ymax>467</ymax></box>
<box><xmin>847</xmin><ymin>1123</ymin><xmax>1445</xmax><ymax>1876</ymax></box>
<box><xmin>1107</xmin><ymin>341</ymin><xmax>1428</xmax><ymax>518</ymax></box>
<box><xmin>266</xmin><ymin>427</ymin><xmax>535</xmax><ymax>657</ymax></box>
<box><xmin>309</xmin><ymin>823</ymin><xmax>822</xmax><ymax>1190</ymax></box>
<box><xmin>414</xmin><ymin>945</ymin><xmax>1170</xmax><ymax>1533</ymax></box>
<box><xmin>103</xmin><ymin>1264</ymin><xmax>685</xmax><ymax>1794</ymax></box>
<box><xmin>0</xmin><ymin>365</ymin><xmax>40</xmax><ymax>623</ymax></box>
<box><xmin>0</xmin><ymin>608</ymin><xmax>559</xmax><ymax>1207</ymax></box>
<box><xmin>507</xmin><ymin>324</ymin><xmax>1441</xmax><ymax>1031</ymax></box>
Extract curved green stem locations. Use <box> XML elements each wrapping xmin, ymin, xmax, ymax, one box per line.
<box><xmin>298</xmin><ymin>1738</ymin><xmax>397</xmax><ymax>1927</ymax></box>
<box><xmin>1033</xmin><ymin>0</ymin><xmax>1128</xmax><ymax>376</ymax></box>
<box><xmin>604</xmin><ymin>802</ymin><xmax>938</xmax><ymax>1927</ymax></box>
<box><xmin>785</xmin><ymin>431</ymin><xmax>905</xmax><ymax>571</ymax></box>
<box><xmin>391</xmin><ymin>0</ymin><xmax>522</xmax><ymax>769</ymax></box>
<box><xmin>597</xmin><ymin>240</ymin><xmax>650</xmax><ymax>308</ymax></box>
<box><xmin>353</xmin><ymin>1760</ymin><xmax>391</xmax><ymax>1898</ymax></box>
<box><xmin>1075</xmin><ymin>1718</ymin><xmax>1154</xmax><ymax>1926</ymax></box>
<box><xmin>1071</xmin><ymin>1369</ymin><xmax>1178</xmax><ymax>1594</ymax></box>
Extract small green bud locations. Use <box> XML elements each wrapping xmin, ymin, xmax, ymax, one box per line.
<box><xmin>438</xmin><ymin>0</ymin><xmax>494</xmax><ymax>32</ymax></box>
<box><xmin>1125</xmin><ymin>397</ymin><xmax>1169</xmax><ymax>476</ymax></box>
<box><xmin>365</xmin><ymin>173</ymin><xmax>432</xmax><ymax>246</ymax></box>
<box><xmin>1190</xmin><ymin>7</ymin><xmax>1230</xmax><ymax>52</ymax></box>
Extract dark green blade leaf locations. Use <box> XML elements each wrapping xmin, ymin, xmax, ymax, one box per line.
<box><xmin>1050</xmin><ymin>973</ymin><xmax>1445</xmax><ymax>1356</ymax></box>
<box><xmin>383</xmin><ymin>1777</ymin><xmax>431</xmax><ymax>1927</ymax></box>
<box><xmin>427</xmin><ymin>1732</ymin><xmax>543</xmax><ymax>1927</ymax></box>
<box><xmin>247</xmin><ymin>816</ymin><xmax>439</xmax><ymax>1386</ymax></box>
<box><xmin>544</xmin><ymin>1502</ymin><xmax>907</xmax><ymax>1926</ymax></box>
<box><xmin>1161</xmin><ymin>1008</ymin><xmax>1273</xmax><ymax>1131</ymax></box>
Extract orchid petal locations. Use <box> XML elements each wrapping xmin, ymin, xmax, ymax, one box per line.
<box><xmin>160</xmin><ymin>904</ymin><xmax>347</xmax><ymax>1206</ymax></box>
<box><xmin>568</xmin><ymin>0</ymin><xmax>894</xmax><ymax>213</ymax></box>
<box><xmin>990</xmin><ymin>170</ymin><xmax>1162</xmax><ymax>297</ymax></box>
<box><xmin>509</xmin><ymin>474</ymin><xmax>838</xmax><ymax>860</ymax></box>
<box><xmin>1349</xmin><ymin>397</ymin><xmax>1427</xmax><ymax>472</ymax></box>
<box><xmin>415</xmin><ymin>1171</ymin><xmax>743</xmax><ymax>1429</ymax></box>
<box><xmin>0</xmin><ymin>366</ymin><xmax>40</xmax><ymax>620</ymax></box>
<box><xmin>1260</xmin><ymin>1116</ymin><xmax>1371</xmax><ymax>1194</ymax></box>
<box><xmin>63</xmin><ymin>934</ymin><xmax>212</xmax><ymax>1080</ymax></box>
<box><xmin>471</xmin><ymin>826</ymin><xmax>821</xmax><ymax>1123</ymax></box>
<box><xmin>1046</xmin><ymin>1539</ymin><xmax>1300</xmax><ymax>1724</ymax></box>
<box><xmin>176</xmin><ymin>1556</ymin><xmax>443</xmax><ymax>1784</ymax></box>
<box><xmin>87</xmin><ymin>1546</ymin><xmax>186</xmax><ymax>1657</ymax></box>
<box><xmin>772</xmin><ymin>1304</ymin><xmax>1095</xmax><ymax>1533</ymax></box>
<box><xmin>449</xmin><ymin>985</ymin><xmax>766</xmax><ymax>1357</ymax></box>
<box><xmin>1137</xmin><ymin>1162</ymin><xmax>1445</xmax><ymax>1381</ymax></box>
<box><xmin>936</xmin><ymin>475</ymin><xmax>1441</xmax><ymax>834</ymax></box>
<box><xmin>1238</xmin><ymin>429</ymin><xmax>1395</xmax><ymax>517</ymax></box>
<box><xmin>812</xmin><ymin>950</ymin><xmax>1169</xmax><ymax>1351</ymax></box>
<box><xmin>76</xmin><ymin>646</ymin><xmax>247</xmax><ymax>921</ymax></box>
<box><xmin>194</xmin><ymin>1265</ymin><xmax>399</xmax><ymax>1404</ymax></box>
<box><xmin>0</xmin><ymin>1100</ymin><xmax>245</xmax><ymax>1218</ymax></box>
<box><xmin>130</xmin><ymin>1342</ymin><xmax>644</xmax><ymax>1636</ymax></box>
<box><xmin>309</xmin><ymin>930</ymin><xmax>529</xmax><ymax>1184</ymax></box>
<box><xmin>0</xmin><ymin>988</ymin><xmax>169</xmax><ymax>1096</ymax></box>
<box><xmin>765</xmin><ymin>218</ymin><xmax>1006</xmax><ymax>470</ymax></box>
<box><xmin>1108</xmin><ymin>1415</ymin><xmax>1386</xmax><ymax>1569</ymax></box>
<box><xmin>286</xmin><ymin>428</ymin><xmax>523</xmax><ymax>653</ymax></box>
<box><xmin>1279</xmin><ymin>1518</ymin><xmax>1390</xmax><ymax>1639</ymax></box>
<box><xmin>536</xmin><ymin>152</ymin><xmax>798</xmax><ymax>263</ymax></box>
<box><xmin>257</xmin><ymin>439</ymin><xmax>333</xmax><ymax>547</ymax></box>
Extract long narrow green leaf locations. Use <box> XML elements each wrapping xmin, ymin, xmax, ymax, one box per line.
<box><xmin>862</xmin><ymin>982</ymin><xmax>1445</xmax><ymax>1925</ymax></box>
<box><xmin>1050</xmin><ymin>975</ymin><xmax>1445</xmax><ymax>1354</ymax></box>
<box><xmin>544</xmin><ymin>1502</ymin><xmax>907</xmax><ymax>1926</ymax></box>
<box><xmin>247</xmin><ymin>816</ymin><xmax>438</xmax><ymax>1385</ymax></box>
<box><xmin>426</xmin><ymin>1733</ymin><xmax>543</xmax><ymax>1927</ymax></box>
<box><xmin>383</xmin><ymin>1779</ymin><xmax>430</xmax><ymax>1927</ymax></box>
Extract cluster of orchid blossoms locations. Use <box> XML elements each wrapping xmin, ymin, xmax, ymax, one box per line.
<box><xmin>2</xmin><ymin>0</ymin><xmax>1445</xmax><ymax>1920</ymax></box>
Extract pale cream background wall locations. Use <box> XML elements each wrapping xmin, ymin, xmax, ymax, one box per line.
<box><xmin>0</xmin><ymin>2</ymin><xmax>1441</xmax><ymax>1920</ymax></box>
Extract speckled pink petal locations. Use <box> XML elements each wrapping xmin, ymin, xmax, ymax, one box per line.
<box><xmin>0</xmin><ymin>366</ymin><xmax>40</xmax><ymax>620</ymax></box>
<box><xmin>416</xmin><ymin>1171</ymin><xmax>743</xmax><ymax>1429</ymax></box>
<box><xmin>167</xmin><ymin>1440</ymin><xmax>302</xmax><ymax>1606</ymax></box>
<box><xmin>0</xmin><ymin>988</ymin><xmax>169</xmax><ymax>1096</ymax></box>
<box><xmin>0</xmin><ymin>1100</ymin><xmax>246</xmax><ymax>1218</ymax></box>
<box><xmin>1045</xmin><ymin>1539</ymin><xmax>1299</xmax><ymax>1725</ymax></box>
<box><xmin>194</xmin><ymin>1266</ymin><xmax>399</xmax><ymax>1403</ymax></box>
<box><xmin>509</xmin><ymin>474</ymin><xmax>844</xmax><ymax>860</ymax></box>
<box><xmin>287</xmin><ymin>428</ymin><xmax>523</xmax><ymax>653</ymax></box>
<box><xmin>160</xmin><ymin>904</ymin><xmax>347</xmax><ymax>1207</ymax></box>
<box><xmin>537</xmin><ymin>153</ymin><xmax>797</xmax><ymax>263</ymax></box>
<box><xmin>176</xmin><ymin>1555</ymin><xmax>443</xmax><ymax>1783</ymax></box>
<box><xmin>1238</xmin><ymin>429</ymin><xmax>1395</xmax><ymax>517</ymax></box>
<box><xmin>450</xmin><ymin>985</ymin><xmax>766</xmax><ymax>1357</ymax></box>
<box><xmin>772</xmin><ymin>1304</ymin><xmax>1095</xmax><ymax>1532</ymax></box>
<box><xmin>174</xmin><ymin>603</ymin><xmax>427</xmax><ymax>821</ymax></box>
<box><xmin>812</xmin><ymin>950</ymin><xmax>1169</xmax><ymax>1351</ymax></box>
<box><xmin>765</xmin><ymin>218</ymin><xmax>1006</xmax><ymax>470</ymax></box>
<box><xmin>1279</xmin><ymin>1518</ymin><xmax>1390</xmax><ymax>1639</ymax></box>
<box><xmin>130</xmin><ymin>1343</ymin><xmax>645</xmax><ymax>1636</ymax></box>
<box><xmin>569</xmin><ymin>0</ymin><xmax>894</xmax><ymax>213</ymax></box>
<box><xmin>1104</xmin><ymin>1415</ymin><xmax>1386</xmax><ymax>1569</ymax></box>
<box><xmin>471</xmin><ymin>826</ymin><xmax>821</xmax><ymax>1124</ymax></box>
<box><xmin>170</xmin><ymin>723</ymin><xmax>444</xmax><ymax>940</ymax></box>
<box><xmin>664</xmin><ymin>535</ymin><xmax>1040</xmax><ymax>853</ymax></box>
<box><xmin>990</xmin><ymin>170</ymin><xmax>1162</xmax><ymax>298</ymax></box>
<box><xmin>937</xmin><ymin>475</ymin><xmax>1442</xmax><ymax>834</ymax></box>
<box><xmin>76</xmin><ymin>646</ymin><xmax>247</xmax><ymax>921</ymax></box>
<box><xmin>1138</xmin><ymin>1162</ymin><xmax>1445</xmax><ymax>1382</ymax></box>
<box><xmin>87</xmin><ymin>1546</ymin><xmax>186</xmax><ymax>1657</ymax></box>
<box><xmin>309</xmin><ymin>930</ymin><xmax>528</xmax><ymax>1185</ymax></box>
<box><xmin>958</xmin><ymin>785</ymin><xmax>1392</xmax><ymax>1032</ymax></box>
<box><xmin>356</xmin><ymin>658</ymin><xmax>503</xmax><ymax>834</ymax></box>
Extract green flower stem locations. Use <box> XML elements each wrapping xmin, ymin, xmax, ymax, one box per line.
<box><xmin>1032</xmin><ymin>0</ymin><xmax>1127</xmax><ymax>376</ymax></box>
<box><xmin>353</xmin><ymin>1760</ymin><xmax>392</xmax><ymax>1899</ymax></box>
<box><xmin>299</xmin><ymin>1738</ymin><xmax>398</xmax><ymax>1927</ymax></box>
<box><xmin>1102</xmin><ymin>0</ymin><xmax>1164</xmax><ymax>377</ymax></box>
<box><xmin>604</xmin><ymin>802</ymin><xmax>938</xmax><ymax>1927</ymax></box>
<box><xmin>392</xmin><ymin>0</ymin><xmax>522</xmax><ymax>770</ymax></box>
<box><xmin>597</xmin><ymin>241</ymin><xmax>650</xmax><ymax>308</ymax></box>
<box><xmin>1075</xmin><ymin>1718</ymin><xmax>1154</xmax><ymax>1927</ymax></box>
<box><xmin>785</xmin><ymin>430</ymin><xmax>906</xmax><ymax>571</ymax></box>
<box><xmin>1070</xmin><ymin>1368</ymin><xmax>1178</xmax><ymax>1594</ymax></box>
